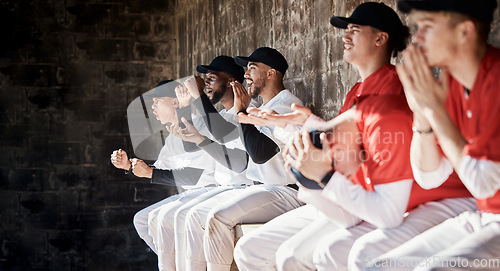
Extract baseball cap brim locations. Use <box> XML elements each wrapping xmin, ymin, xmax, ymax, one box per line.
<box><xmin>143</xmin><ymin>80</ymin><xmax>180</xmax><ymax>99</ymax></box>
<box><xmin>234</xmin><ymin>56</ymin><xmax>254</xmax><ymax>67</ymax></box>
<box><xmin>330</xmin><ymin>16</ymin><xmax>368</xmax><ymax>29</ymax></box>
<box><xmin>196</xmin><ymin>64</ymin><xmax>222</xmax><ymax>74</ymax></box>
<box><xmin>397</xmin><ymin>1</ymin><xmax>433</xmax><ymax>13</ymax></box>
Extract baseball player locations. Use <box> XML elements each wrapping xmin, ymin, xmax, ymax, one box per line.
<box><xmin>366</xmin><ymin>0</ymin><xmax>500</xmax><ymax>269</ymax></box>
<box><xmin>234</xmin><ymin>2</ymin><xmax>473</xmax><ymax>270</ymax></box>
<box><xmin>110</xmin><ymin>80</ymin><xmax>217</xmax><ymax>268</ymax></box>
<box><xmin>147</xmin><ymin>56</ymin><xmax>257</xmax><ymax>271</ymax></box>
<box><xmin>178</xmin><ymin>47</ymin><xmax>304</xmax><ymax>271</ymax></box>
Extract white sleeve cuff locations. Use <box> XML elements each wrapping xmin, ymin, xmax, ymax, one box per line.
<box><xmin>321</xmin><ymin>172</ymin><xmax>412</xmax><ymax>228</ymax></box>
<box><xmin>321</xmin><ymin>171</ymin><xmax>348</xmax><ymax>203</ymax></box>
<box><xmin>303</xmin><ymin>113</ymin><xmax>326</xmax><ymax>129</ymax></box>
<box><xmin>297</xmin><ymin>187</ymin><xmax>362</xmax><ymax>228</ymax></box>
<box><xmin>458</xmin><ymin>155</ymin><xmax>500</xmax><ymax>199</ymax></box>
<box><xmin>411</xmin><ymin>157</ymin><xmax>453</xmax><ymax>189</ymax></box>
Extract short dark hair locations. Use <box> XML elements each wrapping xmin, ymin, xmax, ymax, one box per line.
<box><xmin>388</xmin><ymin>25</ymin><xmax>411</xmax><ymax>58</ymax></box>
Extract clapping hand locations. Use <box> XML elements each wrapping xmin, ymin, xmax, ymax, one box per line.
<box><xmin>237</xmin><ymin>108</ymin><xmax>279</xmax><ymax>126</ymax></box>
<box><xmin>184</xmin><ymin>75</ymin><xmax>206</xmax><ymax>99</ymax></box>
<box><xmin>232</xmin><ymin>81</ymin><xmax>251</xmax><ymax>112</ymax></box>
<box><xmin>110</xmin><ymin>149</ymin><xmax>131</xmax><ymax>170</ymax></box>
<box><xmin>396</xmin><ymin>45</ymin><xmax>449</xmax><ymax>118</ymax></box>
<box><xmin>167</xmin><ymin>117</ymin><xmax>206</xmax><ymax>145</ymax></box>
<box><xmin>238</xmin><ymin>103</ymin><xmax>312</xmax><ymax>128</ymax></box>
<box><xmin>175</xmin><ymin>84</ymin><xmax>193</xmax><ymax>108</ymax></box>
<box><xmin>283</xmin><ymin>130</ymin><xmax>333</xmax><ymax>182</ymax></box>
<box><xmin>130</xmin><ymin>158</ymin><xmax>153</xmax><ymax>178</ymax></box>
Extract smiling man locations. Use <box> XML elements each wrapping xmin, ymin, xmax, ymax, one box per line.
<box><xmin>110</xmin><ymin>80</ymin><xmax>219</xmax><ymax>271</ymax></box>
<box><xmin>173</xmin><ymin>47</ymin><xmax>305</xmax><ymax>271</ymax></box>
<box><xmin>145</xmin><ymin>56</ymin><xmax>260</xmax><ymax>271</ymax></box>
<box><xmin>233</xmin><ymin>2</ymin><xmax>473</xmax><ymax>271</ymax></box>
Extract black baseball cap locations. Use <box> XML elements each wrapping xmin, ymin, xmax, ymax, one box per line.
<box><xmin>144</xmin><ymin>79</ymin><xmax>181</xmax><ymax>98</ymax></box>
<box><xmin>330</xmin><ymin>2</ymin><xmax>406</xmax><ymax>38</ymax></box>
<box><xmin>398</xmin><ymin>0</ymin><xmax>497</xmax><ymax>24</ymax></box>
<box><xmin>235</xmin><ymin>47</ymin><xmax>289</xmax><ymax>75</ymax></box>
<box><xmin>196</xmin><ymin>55</ymin><xmax>245</xmax><ymax>83</ymax></box>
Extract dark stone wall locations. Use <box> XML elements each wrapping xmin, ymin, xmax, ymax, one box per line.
<box><xmin>1</xmin><ymin>0</ymin><xmax>499</xmax><ymax>270</ymax></box>
<box><xmin>0</xmin><ymin>0</ymin><xmax>177</xmax><ymax>270</ymax></box>
<box><xmin>174</xmin><ymin>0</ymin><xmax>500</xmax><ymax>119</ymax></box>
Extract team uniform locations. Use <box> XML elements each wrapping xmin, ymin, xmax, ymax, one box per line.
<box><xmin>234</xmin><ymin>64</ymin><xmax>473</xmax><ymax>271</ymax></box>
<box><xmin>148</xmin><ymin>95</ymin><xmax>255</xmax><ymax>271</ymax></box>
<box><xmin>133</xmin><ymin>115</ymin><xmax>217</xmax><ymax>257</ymax></box>
<box><xmin>234</xmin><ymin>64</ymin><xmax>407</xmax><ymax>270</ymax></box>
<box><xmin>180</xmin><ymin>89</ymin><xmax>304</xmax><ymax>271</ymax></box>
<box><xmin>367</xmin><ymin>46</ymin><xmax>500</xmax><ymax>271</ymax></box>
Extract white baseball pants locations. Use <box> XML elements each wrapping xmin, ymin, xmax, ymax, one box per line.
<box><xmin>234</xmin><ymin>187</ymin><xmax>365</xmax><ymax>271</ymax></box>
<box><xmin>184</xmin><ymin>185</ymin><xmax>303</xmax><ymax>271</ymax></box>
<box><xmin>134</xmin><ymin>187</ymin><xmax>213</xmax><ymax>253</ymax></box>
<box><xmin>366</xmin><ymin>211</ymin><xmax>500</xmax><ymax>271</ymax></box>
<box><xmin>237</xmin><ymin>207</ymin><xmax>364</xmax><ymax>271</ymax></box>
<box><xmin>348</xmin><ymin>197</ymin><xmax>476</xmax><ymax>270</ymax></box>
<box><xmin>147</xmin><ymin>186</ymin><xmax>237</xmax><ymax>271</ymax></box>
<box><xmin>173</xmin><ymin>186</ymin><xmax>244</xmax><ymax>271</ymax></box>
<box><xmin>234</xmin><ymin>204</ymin><xmax>320</xmax><ymax>271</ymax></box>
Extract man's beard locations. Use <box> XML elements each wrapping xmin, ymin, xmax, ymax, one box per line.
<box><xmin>209</xmin><ymin>86</ymin><xmax>225</xmax><ymax>104</ymax></box>
<box><xmin>251</xmin><ymin>78</ymin><xmax>266</xmax><ymax>99</ymax></box>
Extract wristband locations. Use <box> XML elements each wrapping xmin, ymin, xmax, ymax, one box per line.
<box><xmin>318</xmin><ymin>168</ymin><xmax>335</xmax><ymax>188</ymax></box>
<box><xmin>124</xmin><ymin>164</ymin><xmax>133</xmax><ymax>175</ymax></box>
<box><xmin>237</xmin><ymin>109</ymin><xmax>247</xmax><ymax>115</ymax></box>
<box><xmin>412</xmin><ymin>126</ymin><xmax>433</xmax><ymax>134</ymax></box>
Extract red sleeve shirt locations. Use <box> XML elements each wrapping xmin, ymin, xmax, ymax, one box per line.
<box><xmin>353</xmin><ymin>98</ymin><xmax>470</xmax><ymax>211</ymax></box>
<box><xmin>338</xmin><ymin>64</ymin><xmax>404</xmax><ymax>115</ymax></box>
<box><xmin>354</xmin><ymin>95</ymin><xmax>415</xmax><ymax>191</ymax></box>
<box><xmin>445</xmin><ymin>46</ymin><xmax>500</xmax><ymax>213</ymax></box>
<box><xmin>342</xmin><ymin>65</ymin><xmax>470</xmax><ymax>212</ymax></box>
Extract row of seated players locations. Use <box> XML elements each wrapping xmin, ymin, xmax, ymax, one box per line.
<box><xmin>110</xmin><ymin>1</ymin><xmax>500</xmax><ymax>270</ymax></box>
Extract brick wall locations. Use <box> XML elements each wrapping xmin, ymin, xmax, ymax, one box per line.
<box><xmin>174</xmin><ymin>0</ymin><xmax>500</xmax><ymax>119</ymax></box>
<box><xmin>1</xmin><ymin>0</ymin><xmax>499</xmax><ymax>270</ymax></box>
<box><xmin>0</xmin><ymin>0</ymin><xmax>177</xmax><ymax>270</ymax></box>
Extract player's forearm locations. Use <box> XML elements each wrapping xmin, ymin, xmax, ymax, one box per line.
<box><xmin>193</xmin><ymin>95</ymin><xmax>240</xmax><ymax>142</ymax></box>
<box><xmin>458</xmin><ymin>156</ymin><xmax>500</xmax><ymax>199</ymax></box>
<box><xmin>198</xmin><ymin>138</ymin><xmax>249</xmax><ymax>173</ymax></box>
<box><xmin>151</xmin><ymin>167</ymin><xmax>204</xmax><ymax>186</ymax></box>
<box><xmin>425</xmin><ymin>106</ymin><xmax>467</xmax><ymax>171</ymax></box>
<box><xmin>322</xmin><ymin>173</ymin><xmax>412</xmax><ymax>228</ymax></box>
<box><xmin>303</xmin><ymin>113</ymin><xmax>326</xmax><ymax>128</ymax></box>
<box><xmin>410</xmin><ymin>113</ymin><xmax>443</xmax><ymax>172</ymax></box>
<box><xmin>411</xmin><ymin>157</ymin><xmax>453</xmax><ymax>189</ymax></box>
<box><xmin>239</xmin><ymin>123</ymin><xmax>279</xmax><ymax>164</ymax></box>
<box><xmin>298</xmin><ymin>189</ymin><xmax>362</xmax><ymax>228</ymax></box>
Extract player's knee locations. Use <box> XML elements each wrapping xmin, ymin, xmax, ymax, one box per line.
<box><xmin>312</xmin><ymin>242</ymin><xmax>344</xmax><ymax>271</ymax></box>
<box><xmin>173</xmin><ymin>206</ymin><xmax>189</xmax><ymax>228</ymax></box>
<box><xmin>348</xmin><ymin>239</ymin><xmax>372</xmax><ymax>271</ymax></box>
<box><xmin>276</xmin><ymin>255</ymin><xmax>298</xmax><ymax>271</ymax></box>
<box><xmin>133</xmin><ymin>209</ymin><xmax>147</xmax><ymax>228</ymax></box>
<box><xmin>233</xmin><ymin>234</ymin><xmax>255</xmax><ymax>266</ymax></box>
<box><xmin>275</xmin><ymin>245</ymin><xmax>298</xmax><ymax>270</ymax></box>
<box><xmin>210</xmin><ymin>206</ymin><xmax>237</xmax><ymax>232</ymax></box>
<box><xmin>185</xmin><ymin>207</ymin><xmax>201</xmax><ymax>227</ymax></box>
<box><xmin>159</xmin><ymin>209</ymin><xmax>176</xmax><ymax>228</ymax></box>
<box><xmin>233</xmin><ymin>237</ymin><xmax>246</xmax><ymax>267</ymax></box>
<box><xmin>174</xmin><ymin>206</ymin><xmax>189</xmax><ymax>222</ymax></box>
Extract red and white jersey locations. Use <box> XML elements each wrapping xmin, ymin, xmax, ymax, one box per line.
<box><xmin>354</xmin><ymin>95</ymin><xmax>470</xmax><ymax>211</ymax></box>
<box><xmin>338</xmin><ymin>64</ymin><xmax>469</xmax><ymax>211</ymax></box>
<box><xmin>445</xmin><ymin>46</ymin><xmax>500</xmax><ymax>213</ymax></box>
<box><xmin>339</xmin><ymin>64</ymin><xmax>404</xmax><ymax>114</ymax></box>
